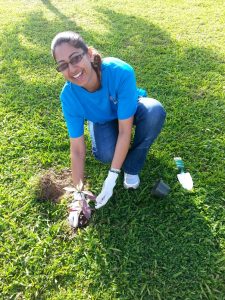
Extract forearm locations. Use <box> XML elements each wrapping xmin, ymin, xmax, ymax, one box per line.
<box><xmin>111</xmin><ymin>131</ymin><xmax>131</xmax><ymax>170</ymax></box>
<box><xmin>71</xmin><ymin>151</ymin><xmax>85</xmax><ymax>190</ymax></box>
<box><xmin>96</xmin><ymin>117</ymin><xmax>133</xmax><ymax>209</ymax></box>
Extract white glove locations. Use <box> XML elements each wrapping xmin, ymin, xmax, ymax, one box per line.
<box><xmin>68</xmin><ymin>191</ymin><xmax>84</xmax><ymax>228</ymax></box>
<box><xmin>68</xmin><ymin>210</ymin><xmax>80</xmax><ymax>228</ymax></box>
<box><xmin>95</xmin><ymin>171</ymin><xmax>119</xmax><ymax>209</ymax></box>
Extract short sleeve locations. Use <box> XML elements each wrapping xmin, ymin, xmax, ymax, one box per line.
<box><xmin>60</xmin><ymin>87</ymin><xmax>84</xmax><ymax>138</ymax></box>
<box><xmin>117</xmin><ymin>66</ymin><xmax>138</xmax><ymax>120</ymax></box>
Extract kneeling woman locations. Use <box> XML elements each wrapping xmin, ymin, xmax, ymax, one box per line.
<box><xmin>51</xmin><ymin>31</ymin><xmax>166</xmax><ymax>209</ymax></box>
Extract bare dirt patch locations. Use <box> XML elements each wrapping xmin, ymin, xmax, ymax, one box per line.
<box><xmin>34</xmin><ymin>168</ymin><xmax>74</xmax><ymax>203</ymax></box>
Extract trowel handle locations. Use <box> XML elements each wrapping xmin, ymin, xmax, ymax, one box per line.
<box><xmin>174</xmin><ymin>157</ymin><xmax>185</xmax><ymax>173</ymax></box>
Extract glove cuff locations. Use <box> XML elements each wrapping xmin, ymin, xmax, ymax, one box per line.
<box><xmin>110</xmin><ymin>168</ymin><xmax>121</xmax><ymax>174</ymax></box>
<box><xmin>108</xmin><ymin>170</ymin><xmax>119</xmax><ymax>181</ymax></box>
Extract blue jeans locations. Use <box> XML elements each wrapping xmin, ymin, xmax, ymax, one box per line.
<box><xmin>88</xmin><ymin>97</ymin><xmax>166</xmax><ymax>175</ymax></box>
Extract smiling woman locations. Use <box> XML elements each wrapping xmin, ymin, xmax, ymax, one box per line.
<box><xmin>50</xmin><ymin>31</ymin><xmax>166</xmax><ymax>227</ymax></box>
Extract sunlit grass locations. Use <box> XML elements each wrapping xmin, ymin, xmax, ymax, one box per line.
<box><xmin>1</xmin><ymin>0</ymin><xmax>225</xmax><ymax>299</ymax></box>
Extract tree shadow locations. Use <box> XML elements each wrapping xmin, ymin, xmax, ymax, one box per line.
<box><xmin>40</xmin><ymin>0</ymin><xmax>70</xmax><ymax>21</ymax></box>
<box><xmin>1</xmin><ymin>4</ymin><xmax>225</xmax><ymax>300</ymax></box>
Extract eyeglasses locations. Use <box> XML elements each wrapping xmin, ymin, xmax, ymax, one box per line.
<box><xmin>56</xmin><ymin>52</ymin><xmax>86</xmax><ymax>72</ymax></box>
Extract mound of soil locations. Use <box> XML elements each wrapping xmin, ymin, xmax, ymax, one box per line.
<box><xmin>38</xmin><ymin>168</ymin><xmax>73</xmax><ymax>203</ymax></box>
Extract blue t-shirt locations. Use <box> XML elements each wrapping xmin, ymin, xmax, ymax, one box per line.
<box><xmin>60</xmin><ymin>57</ymin><xmax>146</xmax><ymax>138</ymax></box>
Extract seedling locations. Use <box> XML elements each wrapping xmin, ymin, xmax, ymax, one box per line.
<box><xmin>64</xmin><ymin>187</ymin><xmax>96</xmax><ymax>230</ymax></box>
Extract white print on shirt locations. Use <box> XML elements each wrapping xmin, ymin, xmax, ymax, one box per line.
<box><xmin>109</xmin><ymin>95</ymin><xmax>118</xmax><ymax>104</ymax></box>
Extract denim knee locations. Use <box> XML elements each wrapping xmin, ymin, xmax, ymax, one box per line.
<box><xmin>146</xmin><ymin>100</ymin><xmax>166</xmax><ymax>126</ymax></box>
<box><xmin>93</xmin><ymin>148</ymin><xmax>114</xmax><ymax>164</ymax></box>
<box><xmin>135</xmin><ymin>98</ymin><xmax>166</xmax><ymax>127</ymax></box>
<box><xmin>133</xmin><ymin>98</ymin><xmax>166</xmax><ymax>150</ymax></box>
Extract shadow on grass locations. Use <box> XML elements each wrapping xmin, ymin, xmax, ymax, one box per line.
<box><xmin>40</xmin><ymin>0</ymin><xmax>71</xmax><ymax>22</ymax></box>
<box><xmin>1</xmin><ymin>3</ymin><xmax>225</xmax><ymax>300</ymax></box>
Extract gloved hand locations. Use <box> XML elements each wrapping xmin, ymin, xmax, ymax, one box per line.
<box><xmin>68</xmin><ymin>190</ymin><xmax>95</xmax><ymax>228</ymax></box>
<box><xmin>68</xmin><ymin>209</ymin><xmax>80</xmax><ymax>228</ymax></box>
<box><xmin>68</xmin><ymin>191</ymin><xmax>84</xmax><ymax>228</ymax></box>
<box><xmin>95</xmin><ymin>171</ymin><xmax>119</xmax><ymax>209</ymax></box>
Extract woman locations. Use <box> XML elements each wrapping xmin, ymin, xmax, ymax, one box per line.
<box><xmin>51</xmin><ymin>31</ymin><xmax>166</xmax><ymax>210</ymax></box>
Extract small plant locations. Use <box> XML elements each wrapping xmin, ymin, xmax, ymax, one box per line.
<box><xmin>67</xmin><ymin>189</ymin><xmax>96</xmax><ymax>230</ymax></box>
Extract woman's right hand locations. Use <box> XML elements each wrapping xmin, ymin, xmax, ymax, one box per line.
<box><xmin>95</xmin><ymin>171</ymin><xmax>119</xmax><ymax>209</ymax></box>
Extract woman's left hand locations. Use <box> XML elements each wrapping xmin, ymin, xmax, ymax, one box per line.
<box><xmin>95</xmin><ymin>171</ymin><xmax>119</xmax><ymax>209</ymax></box>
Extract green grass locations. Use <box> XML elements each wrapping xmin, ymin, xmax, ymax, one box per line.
<box><xmin>1</xmin><ymin>0</ymin><xmax>225</xmax><ymax>299</ymax></box>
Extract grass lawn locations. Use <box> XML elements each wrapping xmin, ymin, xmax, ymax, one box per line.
<box><xmin>1</xmin><ymin>0</ymin><xmax>225</xmax><ymax>299</ymax></box>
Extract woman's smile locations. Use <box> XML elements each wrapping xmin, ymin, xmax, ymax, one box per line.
<box><xmin>73</xmin><ymin>70</ymin><xmax>83</xmax><ymax>79</ymax></box>
<box><xmin>71</xmin><ymin>69</ymin><xmax>86</xmax><ymax>83</ymax></box>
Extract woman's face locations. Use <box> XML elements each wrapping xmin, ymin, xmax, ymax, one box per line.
<box><xmin>54</xmin><ymin>42</ymin><xmax>97</xmax><ymax>90</ymax></box>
